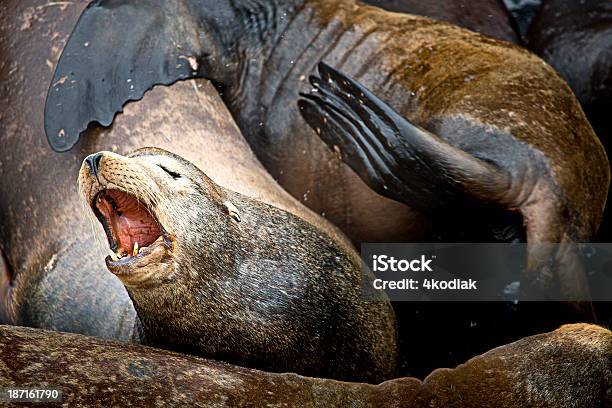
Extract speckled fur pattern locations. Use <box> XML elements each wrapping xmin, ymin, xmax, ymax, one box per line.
<box><xmin>0</xmin><ymin>323</ymin><xmax>609</xmax><ymax>407</ymax></box>
<box><xmin>78</xmin><ymin>148</ymin><xmax>398</xmax><ymax>383</ymax></box>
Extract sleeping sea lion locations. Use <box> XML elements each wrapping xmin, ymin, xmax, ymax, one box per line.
<box><xmin>0</xmin><ymin>323</ymin><xmax>610</xmax><ymax>407</ymax></box>
<box><xmin>76</xmin><ymin>147</ymin><xmax>397</xmax><ymax>382</ymax></box>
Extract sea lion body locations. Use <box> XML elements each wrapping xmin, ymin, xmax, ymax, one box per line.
<box><xmin>237</xmin><ymin>1</ymin><xmax>608</xmax><ymax>244</ymax></box>
<box><xmin>46</xmin><ymin>0</ymin><xmax>609</xmax><ymax>248</ymax></box>
<box><xmin>362</xmin><ymin>0</ymin><xmax>520</xmax><ymax>43</ymax></box>
<box><xmin>1</xmin><ymin>323</ymin><xmax>610</xmax><ymax>407</ymax></box>
<box><xmin>0</xmin><ymin>0</ymin><xmax>347</xmax><ymax>340</ymax></box>
<box><xmin>0</xmin><ymin>0</ymin><xmax>135</xmax><ymax>339</ymax></box>
<box><xmin>528</xmin><ymin>0</ymin><xmax>612</xmax><ymax>146</ymax></box>
<box><xmin>527</xmin><ymin>0</ymin><xmax>612</xmax><ymax>240</ymax></box>
<box><xmin>76</xmin><ymin>147</ymin><xmax>397</xmax><ymax>382</ymax></box>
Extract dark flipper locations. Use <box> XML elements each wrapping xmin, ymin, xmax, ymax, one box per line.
<box><xmin>298</xmin><ymin>62</ymin><xmax>511</xmax><ymax>215</ymax></box>
<box><xmin>45</xmin><ymin>0</ymin><xmax>203</xmax><ymax>152</ymax></box>
<box><xmin>299</xmin><ymin>63</ymin><xmax>594</xmax><ymax>306</ymax></box>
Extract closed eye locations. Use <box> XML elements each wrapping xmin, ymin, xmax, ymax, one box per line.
<box><xmin>158</xmin><ymin>164</ymin><xmax>181</xmax><ymax>180</ymax></box>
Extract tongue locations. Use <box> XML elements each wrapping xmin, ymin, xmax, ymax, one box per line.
<box><xmin>96</xmin><ymin>190</ymin><xmax>161</xmax><ymax>256</ymax></box>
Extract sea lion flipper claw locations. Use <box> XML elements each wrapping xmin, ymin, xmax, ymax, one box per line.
<box><xmin>300</xmin><ymin>63</ymin><xmax>512</xmax><ymax>213</ymax></box>
<box><xmin>298</xmin><ymin>95</ymin><xmax>401</xmax><ymax>193</ymax></box>
<box><xmin>44</xmin><ymin>0</ymin><xmax>202</xmax><ymax>152</ymax></box>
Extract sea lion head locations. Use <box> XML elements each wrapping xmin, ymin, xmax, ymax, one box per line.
<box><xmin>78</xmin><ymin>147</ymin><xmax>232</xmax><ymax>288</ymax></box>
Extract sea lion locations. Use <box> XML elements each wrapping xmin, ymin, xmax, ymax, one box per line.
<box><xmin>527</xmin><ymin>0</ymin><xmax>612</xmax><ymax>241</ymax></box>
<box><xmin>528</xmin><ymin>0</ymin><xmax>611</xmax><ymax>149</ymax></box>
<box><xmin>45</xmin><ymin>0</ymin><xmax>609</xmax><ymax>252</ymax></box>
<box><xmin>76</xmin><ymin>147</ymin><xmax>397</xmax><ymax>382</ymax></box>
<box><xmin>0</xmin><ymin>0</ymin><xmax>348</xmax><ymax>341</ymax></box>
<box><xmin>362</xmin><ymin>0</ymin><xmax>520</xmax><ymax>44</ymax></box>
<box><xmin>298</xmin><ymin>62</ymin><xmax>606</xmax><ymax>375</ymax></box>
<box><xmin>1</xmin><ymin>323</ymin><xmax>610</xmax><ymax>407</ymax></box>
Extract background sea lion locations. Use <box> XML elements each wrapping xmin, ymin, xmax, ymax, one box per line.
<box><xmin>527</xmin><ymin>0</ymin><xmax>612</xmax><ymax>241</ymax></box>
<box><xmin>45</xmin><ymin>0</ymin><xmax>609</xmax><ymax>251</ymax></box>
<box><xmin>0</xmin><ymin>0</ymin><xmax>347</xmax><ymax>341</ymax></box>
<box><xmin>298</xmin><ymin>62</ymin><xmax>607</xmax><ymax>375</ymax></box>
<box><xmin>527</xmin><ymin>0</ymin><xmax>611</xmax><ymax>158</ymax></box>
<box><xmin>1</xmin><ymin>323</ymin><xmax>610</xmax><ymax>407</ymax></box>
<box><xmin>362</xmin><ymin>0</ymin><xmax>520</xmax><ymax>44</ymax></box>
<box><xmin>76</xmin><ymin>147</ymin><xmax>397</xmax><ymax>382</ymax></box>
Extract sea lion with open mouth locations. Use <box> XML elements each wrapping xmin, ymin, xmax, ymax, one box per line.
<box><xmin>0</xmin><ymin>0</ymin><xmax>352</xmax><ymax>342</ymax></box>
<box><xmin>77</xmin><ymin>147</ymin><xmax>398</xmax><ymax>382</ymax></box>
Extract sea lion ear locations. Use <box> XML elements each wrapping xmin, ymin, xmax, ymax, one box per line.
<box><xmin>298</xmin><ymin>62</ymin><xmax>512</xmax><ymax>214</ymax></box>
<box><xmin>44</xmin><ymin>0</ymin><xmax>203</xmax><ymax>152</ymax></box>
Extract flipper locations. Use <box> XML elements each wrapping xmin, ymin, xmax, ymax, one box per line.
<box><xmin>298</xmin><ymin>62</ymin><xmax>512</xmax><ymax>215</ymax></box>
<box><xmin>44</xmin><ymin>0</ymin><xmax>204</xmax><ymax>152</ymax></box>
<box><xmin>299</xmin><ymin>63</ymin><xmax>594</xmax><ymax>306</ymax></box>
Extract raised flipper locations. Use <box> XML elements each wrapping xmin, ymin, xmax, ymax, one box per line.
<box><xmin>299</xmin><ymin>63</ymin><xmax>594</xmax><ymax>307</ymax></box>
<box><xmin>45</xmin><ymin>0</ymin><xmax>204</xmax><ymax>152</ymax></box>
<box><xmin>298</xmin><ymin>62</ymin><xmax>512</xmax><ymax>214</ymax></box>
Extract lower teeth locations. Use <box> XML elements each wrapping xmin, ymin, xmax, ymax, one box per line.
<box><xmin>108</xmin><ymin>237</ymin><xmax>162</xmax><ymax>261</ymax></box>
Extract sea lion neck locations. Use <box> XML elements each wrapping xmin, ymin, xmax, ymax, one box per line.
<box><xmin>218</xmin><ymin>0</ymin><xmax>343</xmax><ymax>102</ymax></box>
<box><xmin>189</xmin><ymin>0</ymin><xmax>307</xmax><ymax>90</ymax></box>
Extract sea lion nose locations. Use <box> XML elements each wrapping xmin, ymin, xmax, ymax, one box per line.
<box><xmin>85</xmin><ymin>153</ymin><xmax>103</xmax><ymax>176</ymax></box>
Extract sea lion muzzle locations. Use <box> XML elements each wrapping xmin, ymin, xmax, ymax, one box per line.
<box><xmin>78</xmin><ymin>150</ymin><xmax>174</xmax><ymax>282</ymax></box>
<box><xmin>85</xmin><ymin>152</ymin><xmax>103</xmax><ymax>177</ymax></box>
<box><xmin>93</xmin><ymin>189</ymin><xmax>162</xmax><ymax>259</ymax></box>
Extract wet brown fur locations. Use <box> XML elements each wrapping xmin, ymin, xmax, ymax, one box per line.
<box><xmin>0</xmin><ymin>323</ymin><xmax>609</xmax><ymax>407</ymax></box>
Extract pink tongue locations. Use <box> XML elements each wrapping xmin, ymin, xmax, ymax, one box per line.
<box><xmin>96</xmin><ymin>190</ymin><xmax>161</xmax><ymax>256</ymax></box>
<box><xmin>111</xmin><ymin>212</ymin><xmax>160</xmax><ymax>256</ymax></box>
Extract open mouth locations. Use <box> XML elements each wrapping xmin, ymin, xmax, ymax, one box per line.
<box><xmin>92</xmin><ymin>189</ymin><xmax>171</xmax><ymax>272</ymax></box>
